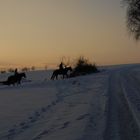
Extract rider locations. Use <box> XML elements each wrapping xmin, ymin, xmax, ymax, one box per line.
<box><xmin>59</xmin><ymin>62</ymin><xmax>65</xmax><ymax>70</ymax></box>
<box><xmin>14</xmin><ymin>68</ymin><xmax>18</xmax><ymax>76</ymax></box>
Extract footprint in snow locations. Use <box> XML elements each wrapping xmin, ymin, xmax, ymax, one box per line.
<box><xmin>8</xmin><ymin>128</ymin><xmax>15</xmax><ymax>133</ymax></box>
<box><xmin>20</xmin><ymin>122</ymin><xmax>26</xmax><ymax>126</ymax></box>
<box><xmin>51</xmin><ymin>101</ymin><xmax>56</xmax><ymax>106</ymax></box>
<box><xmin>41</xmin><ymin>107</ymin><xmax>47</xmax><ymax>112</ymax></box>
<box><xmin>72</xmin><ymin>80</ymin><xmax>80</xmax><ymax>86</ymax></box>
<box><xmin>32</xmin><ymin>130</ymin><xmax>49</xmax><ymax>140</ymax></box>
<box><xmin>21</xmin><ymin>125</ymin><xmax>30</xmax><ymax>130</ymax></box>
<box><xmin>60</xmin><ymin>121</ymin><xmax>70</xmax><ymax>129</ymax></box>
<box><xmin>35</xmin><ymin>111</ymin><xmax>40</xmax><ymax>117</ymax></box>
<box><xmin>76</xmin><ymin>113</ymin><xmax>90</xmax><ymax>121</ymax></box>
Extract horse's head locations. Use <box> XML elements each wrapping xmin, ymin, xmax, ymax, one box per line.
<box><xmin>68</xmin><ymin>66</ymin><xmax>72</xmax><ymax>71</ymax></box>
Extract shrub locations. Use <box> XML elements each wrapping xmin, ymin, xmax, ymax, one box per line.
<box><xmin>71</xmin><ymin>56</ymin><xmax>98</xmax><ymax>77</ymax></box>
<box><xmin>1</xmin><ymin>70</ymin><xmax>6</xmax><ymax>74</ymax></box>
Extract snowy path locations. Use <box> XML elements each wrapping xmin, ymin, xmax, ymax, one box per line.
<box><xmin>104</xmin><ymin>65</ymin><xmax>140</xmax><ymax>140</ymax></box>
<box><xmin>0</xmin><ymin>65</ymin><xmax>140</xmax><ymax>140</ymax></box>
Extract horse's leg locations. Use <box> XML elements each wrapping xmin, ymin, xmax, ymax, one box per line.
<box><xmin>51</xmin><ymin>75</ymin><xmax>53</xmax><ymax>80</ymax></box>
<box><xmin>51</xmin><ymin>73</ymin><xmax>54</xmax><ymax>80</ymax></box>
<box><xmin>66</xmin><ymin>74</ymin><xmax>68</xmax><ymax>78</ymax></box>
<box><xmin>55</xmin><ymin>73</ymin><xmax>59</xmax><ymax>80</ymax></box>
<box><xmin>18</xmin><ymin>80</ymin><xmax>21</xmax><ymax>85</ymax></box>
<box><xmin>53</xmin><ymin>75</ymin><xmax>55</xmax><ymax>80</ymax></box>
<box><xmin>63</xmin><ymin>74</ymin><xmax>65</xmax><ymax>79</ymax></box>
<box><xmin>52</xmin><ymin>74</ymin><xmax>56</xmax><ymax>80</ymax></box>
<box><xmin>53</xmin><ymin>74</ymin><xmax>56</xmax><ymax>80</ymax></box>
<box><xmin>51</xmin><ymin>71</ymin><xmax>57</xmax><ymax>80</ymax></box>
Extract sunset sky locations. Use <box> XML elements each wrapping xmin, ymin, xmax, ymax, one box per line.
<box><xmin>0</xmin><ymin>0</ymin><xmax>140</xmax><ymax>69</ymax></box>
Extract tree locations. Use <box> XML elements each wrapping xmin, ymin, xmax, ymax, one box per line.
<box><xmin>8</xmin><ymin>68</ymin><xmax>15</xmax><ymax>73</ymax></box>
<box><xmin>44</xmin><ymin>65</ymin><xmax>48</xmax><ymax>70</ymax></box>
<box><xmin>123</xmin><ymin>0</ymin><xmax>140</xmax><ymax>40</ymax></box>
<box><xmin>60</xmin><ymin>56</ymin><xmax>71</xmax><ymax>67</ymax></box>
<box><xmin>70</xmin><ymin>56</ymin><xmax>98</xmax><ymax>77</ymax></box>
<box><xmin>21</xmin><ymin>67</ymin><xmax>30</xmax><ymax>72</ymax></box>
<box><xmin>31</xmin><ymin>66</ymin><xmax>35</xmax><ymax>71</ymax></box>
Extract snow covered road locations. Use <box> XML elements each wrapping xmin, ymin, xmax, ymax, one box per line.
<box><xmin>0</xmin><ymin>64</ymin><xmax>140</xmax><ymax>140</ymax></box>
<box><xmin>104</xmin><ymin>65</ymin><xmax>140</xmax><ymax>140</ymax></box>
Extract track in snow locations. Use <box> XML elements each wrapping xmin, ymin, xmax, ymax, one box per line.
<box><xmin>104</xmin><ymin>66</ymin><xmax>140</xmax><ymax>140</ymax></box>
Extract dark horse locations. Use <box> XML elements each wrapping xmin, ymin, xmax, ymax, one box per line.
<box><xmin>1</xmin><ymin>72</ymin><xmax>26</xmax><ymax>86</ymax></box>
<box><xmin>51</xmin><ymin>66</ymin><xmax>72</xmax><ymax>80</ymax></box>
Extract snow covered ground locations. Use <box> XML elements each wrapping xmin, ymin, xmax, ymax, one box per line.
<box><xmin>0</xmin><ymin>64</ymin><xmax>140</xmax><ymax>140</ymax></box>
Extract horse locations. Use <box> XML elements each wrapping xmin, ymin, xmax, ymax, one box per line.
<box><xmin>1</xmin><ymin>72</ymin><xmax>26</xmax><ymax>86</ymax></box>
<box><xmin>51</xmin><ymin>66</ymin><xmax>72</xmax><ymax>80</ymax></box>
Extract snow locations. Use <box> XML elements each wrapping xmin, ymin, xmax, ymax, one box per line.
<box><xmin>0</xmin><ymin>64</ymin><xmax>140</xmax><ymax>140</ymax></box>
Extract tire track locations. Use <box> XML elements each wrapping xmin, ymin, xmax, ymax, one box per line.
<box><xmin>104</xmin><ymin>69</ymin><xmax>140</xmax><ymax>140</ymax></box>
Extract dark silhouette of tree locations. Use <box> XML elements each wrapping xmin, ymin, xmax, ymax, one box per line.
<box><xmin>123</xmin><ymin>0</ymin><xmax>140</xmax><ymax>40</ymax></box>
<box><xmin>0</xmin><ymin>70</ymin><xmax>6</xmax><ymax>74</ymax></box>
<box><xmin>31</xmin><ymin>66</ymin><xmax>35</xmax><ymax>71</ymax></box>
<box><xmin>44</xmin><ymin>65</ymin><xmax>48</xmax><ymax>70</ymax></box>
<box><xmin>70</xmin><ymin>56</ymin><xmax>98</xmax><ymax>77</ymax></box>
<box><xmin>21</xmin><ymin>67</ymin><xmax>30</xmax><ymax>72</ymax></box>
<box><xmin>8</xmin><ymin>68</ymin><xmax>15</xmax><ymax>73</ymax></box>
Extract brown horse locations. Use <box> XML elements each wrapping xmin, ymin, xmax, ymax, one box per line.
<box><xmin>0</xmin><ymin>72</ymin><xmax>26</xmax><ymax>86</ymax></box>
<box><xmin>51</xmin><ymin>66</ymin><xmax>72</xmax><ymax>80</ymax></box>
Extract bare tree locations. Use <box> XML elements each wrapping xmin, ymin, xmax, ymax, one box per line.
<box><xmin>60</xmin><ymin>56</ymin><xmax>71</xmax><ymax>67</ymax></box>
<box><xmin>22</xmin><ymin>67</ymin><xmax>30</xmax><ymax>72</ymax></box>
<box><xmin>123</xmin><ymin>0</ymin><xmax>140</xmax><ymax>40</ymax></box>
<box><xmin>8</xmin><ymin>68</ymin><xmax>15</xmax><ymax>73</ymax></box>
<box><xmin>44</xmin><ymin>65</ymin><xmax>48</xmax><ymax>70</ymax></box>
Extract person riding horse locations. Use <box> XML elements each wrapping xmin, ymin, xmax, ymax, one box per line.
<box><xmin>51</xmin><ymin>65</ymin><xmax>72</xmax><ymax>80</ymax></box>
<box><xmin>14</xmin><ymin>68</ymin><xmax>18</xmax><ymax>76</ymax></box>
<box><xmin>0</xmin><ymin>72</ymin><xmax>26</xmax><ymax>86</ymax></box>
<box><xmin>7</xmin><ymin>72</ymin><xmax>26</xmax><ymax>85</ymax></box>
<box><xmin>59</xmin><ymin>62</ymin><xmax>65</xmax><ymax>71</ymax></box>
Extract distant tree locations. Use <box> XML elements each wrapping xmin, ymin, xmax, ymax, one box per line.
<box><xmin>31</xmin><ymin>66</ymin><xmax>35</xmax><ymax>71</ymax></box>
<box><xmin>44</xmin><ymin>65</ymin><xmax>48</xmax><ymax>70</ymax></box>
<box><xmin>22</xmin><ymin>67</ymin><xmax>30</xmax><ymax>72</ymax></box>
<box><xmin>0</xmin><ymin>70</ymin><xmax>6</xmax><ymax>74</ymax></box>
<box><xmin>123</xmin><ymin>0</ymin><xmax>140</xmax><ymax>40</ymax></box>
<box><xmin>8</xmin><ymin>68</ymin><xmax>15</xmax><ymax>73</ymax></box>
<box><xmin>60</xmin><ymin>56</ymin><xmax>71</xmax><ymax>67</ymax></box>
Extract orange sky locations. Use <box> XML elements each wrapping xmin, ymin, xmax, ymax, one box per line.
<box><xmin>0</xmin><ymin>0</ymin><xmax>140</xmax><ymax>69</ymax></box>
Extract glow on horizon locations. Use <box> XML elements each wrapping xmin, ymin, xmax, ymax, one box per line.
<box><xmin>0</xmin><ymin>0</ymin><xmax>140</xmax><ymax>69</ymax></box>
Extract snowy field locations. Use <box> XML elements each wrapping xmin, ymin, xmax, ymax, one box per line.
<box><xmin>0</xmin><ymin>64</ymin><xmax>140</xmax><ymax>140</ymax></box>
